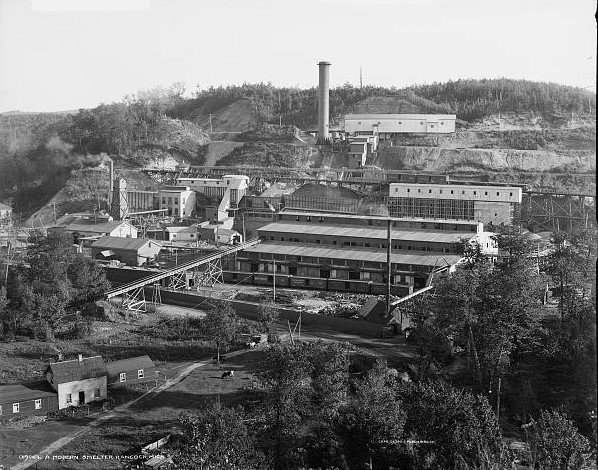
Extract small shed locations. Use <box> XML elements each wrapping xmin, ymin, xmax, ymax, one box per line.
<box><xmin>92</xmin><ymin>236</ymin><xmax>162</xmax><ymax>266</ymax></box>
<box><xmin>105</xmin><ymin>356</ymin><xmax>156</xmax><ymax>388</ymax></box>
<box><xmin>0</xmin><ymin>381</ymin><xmax>59</xmax><ymax>420</ymax></box>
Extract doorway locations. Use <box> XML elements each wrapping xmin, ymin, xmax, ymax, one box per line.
<box><xmin>78</xmin><ymin>391</ymin><xmax>85</xmax><ymax>404</ymax></box>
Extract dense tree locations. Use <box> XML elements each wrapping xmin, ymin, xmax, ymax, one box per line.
<box><xmin>67</xmin><ymin>255</ymin><xmax>112</xmax><ymax>303</ymax></box>
<box><xmin>397</xmin><ymin>380</ymin><xmax>508</xmax><ymax>470</ymax></box>
<box><xmin>259</xmin><ymin>342</ymin><xmax>315</xmax><ymax>470</ymax></box>
<box><xmin>527</xmin><ymin>410</ymin><xmax>594</xmax><ymax>470</ymax></box>
<box><xmin>202</xmin><ymin>301</ymin><xmax>240</xmax><ymax>363</ymax></box>
<box><xmin>338</xmin><ymin>359</ymin><xmax>406</xmax><ymax>468</ymax></box>
<box><xmin>258</xmin><ymin>301</ymin><xmax>280</xmax><ymax>341</ymax></box>
<box><xmin>175</xmin><ymin>402</ymin><xmax>264</xmax><ymax>470</ymax></box>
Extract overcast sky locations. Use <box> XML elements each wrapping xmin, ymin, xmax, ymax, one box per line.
<box><xmin>0</xmin><ymin>0</ymin><xmax>595</xmax><ymax>112</ymax></box>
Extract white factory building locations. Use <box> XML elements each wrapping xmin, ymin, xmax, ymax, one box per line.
<box><xmin>388</xmin><ymin>183</ymin><xmax>523</xmax><ymax>226</ymax></box>
<box><xmin>176</xmin><ymin>175</ymin><xmax>249</xmax><ymax>205</ymax></box>
<box><xmin>157</xmin><ymin>186</ymin><xmax>196</xmax><ymax>218</ymax></box>
<box><xmin>345</xmin><ymin>114</ymin><xmax>456</xmax><ymax>137</ymax></box>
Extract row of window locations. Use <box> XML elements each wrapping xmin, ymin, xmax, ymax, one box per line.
<box><xmin>356</xmin><ymin>121</ymin><xmax>446</xmax><ymax>126</ymax></box>
<box><xmin>65</xmin><ymin>388</ymin><xmax>102</xmax><ymax>404</ymax></box>
<box><xmin>161</xmin><ymin>197</ymin><xmax>184</xmax><ymax>205</ymax></box>
<box><xmin>120</xmin><ymin>370</ymin><xmax>145</xmax><ymax>382</ymax></box>
<box><xmin>397</xmin><ymin>188</ymin><xmax>513</xmax><ymax>197</ymax></box>
<box><xmin>0</xmin><ymin>400</ymin><xmax>42</xmax><ymax>415</ymax></box>
<box><xmin>277</xmin><ymin>214</ymin><xmax>477</xmax><ymax>232</ymax></box>
<box><xmin>264</xmin><ymin>235</ymin><xmax>455</xmax><ymax>253</ymax></box>
<box><xmin>388</xmin><ymin>198</ymin><xmax>477</xmax><ymax>222</ymax></box>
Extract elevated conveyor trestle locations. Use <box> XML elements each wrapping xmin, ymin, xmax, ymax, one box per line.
<box><xmin>106</xmin><ymin>239</ymin><xmax>260</xmax><ymax>310</ymax></box>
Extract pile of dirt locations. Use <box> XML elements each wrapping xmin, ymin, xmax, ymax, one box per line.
<box><xmin>3</xmin><ymin>415</ymin><xmax>47</xmax><ymax>430</ymax></box>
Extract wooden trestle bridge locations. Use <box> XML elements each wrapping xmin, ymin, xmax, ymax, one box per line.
<box><xmin>105</xmin><ymin>239</ymin><xmax>260</xmax><ymax>311</ymax></box>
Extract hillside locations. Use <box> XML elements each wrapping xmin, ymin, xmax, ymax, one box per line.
<box><xmin>1</xmin><ymin>78</ymin><xmax>595</xmax><ymax>222</ymax></box>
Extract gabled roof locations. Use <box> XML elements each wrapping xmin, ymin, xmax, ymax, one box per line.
<box><xmin>105</xmin><ymin>355</ymin><xmax>155</xmax><ymax>375</ymax></box>
<box><xmin>92</xmin><ymin>236</ymin><xmax>161</xmax><ymax>252</ymax></box>
<box><xmin>0</xmin><ymin>381</ymin><xmax>57</xmax><ymax>403</ymax></box>
<box><xmin>46</xmin><ymin>356</ymin><xmax>107</xmax><ymax>384</ymax></box>
<box><xmin>64</xmin><ymin>220</ymin><xmax>133</xmax><ymax>235</ymax></box>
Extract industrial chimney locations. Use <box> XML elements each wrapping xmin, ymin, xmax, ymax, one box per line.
<box><xmin>318</xmin><ymin>61</ymin><xmax>331</xmax><ymax>143</ymax></box>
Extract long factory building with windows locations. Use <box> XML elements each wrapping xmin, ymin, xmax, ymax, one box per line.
<box><xmin>222</xmin><ymin>210</ymin><xmax>497</xmax><ymax>296</ymax></box>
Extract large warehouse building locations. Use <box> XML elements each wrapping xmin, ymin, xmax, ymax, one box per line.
<box><xmin>223</xmin><ymin>210</ymin><xmax>497</xmax><ymax>295</ymax></box>
<box><xmin>345</xmin><ymin>113</ymin><xmax>457</xmax><ymax>137</ymax></box>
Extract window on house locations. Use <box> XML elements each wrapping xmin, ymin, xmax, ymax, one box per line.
<box><xmin>462</xmin><ymin>191</ymin><xmax>465</xmax><ymax>195</ymax></box>
<box><xmin>13</xmin><ymin>403</ymin><xmax>19</xmax><ymax>413</ymax></box>
<box><xmin>484</xmin><ymin>192</ymin><xmax>488</xmax><ymax>196</ymax></box>
<box><xmin>35</xmin><ymin>399</ymin><xmax>42</xmax><ymax>410</ymax></box>
<box><xmin>120</xmin><ymin>373</ymin><xmax>126</xmax><ymax>382</ymax></box>
<box><xmin>318</xmin><ymin>217</ymin><xmax>324</xmax><ymax>223</ymax></box>
<box><xmin>428</xmin><ymin>189</ymin><xmax>432</xmax><ymax>193</ymax></box>
<box><xmin>510</xmin><ymin>192</ymin><xmax>513</xmax><ymax>197</ymax></box>
<box><xmin>441</xmin><ymin>122</ymin><xmax>444</xmax><ymax>125</ymax></box>
<box><xmin>138</xmin><ymin>369</ymin><xmax>144</xmax><ymax>379</ymax></box>
<box><xmin>66</xmin><ymin>394</ymin><xmax>72</xmax><ymax>404</ymax></box>
<box><xmin>162</xmin><ymin>198</ymin><xmax>166</xmax><ymax>204</ymax></box>
<box><xmin>473</xmin><ymin>191</ymin><xmax>477</xmax><ymax>195</ymax></box>
<box><xmin>306</xmin><ymin>216</ymin><xmax>311</xmax><ymax>222</ymax></box>
<box><xmin>418</xmin><ymin>189</ymin><xmax>421</xmax><ymax>193</ymax></box>
<box><xmin>451</xmin><ymin>190</ymin><xmax>454</xmax><ymax>194</ymax></box>
<box><xmin>94</xmin><ymin>388</ymin><xmax>101</xmax><ymax>398</ymax></box>
<box><xmin>174</xmin><ymin>198</ymin><xmax>179</xmax><ymax>205</ymax></box>
<box><xmin>407</xmin><ymin>188</ymin><xmax>410</xmax><ymax>193</ymax></box>
<box><xmin>420</xmin><ymin>121</ymin><xmax>424</xmax><ymax>125</ymax></box>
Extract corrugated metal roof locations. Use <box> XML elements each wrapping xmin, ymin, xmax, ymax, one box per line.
<box><xmin>65</xmin><ymin>221</ymin><xmax>130</xmax><ymax>234</ymax></box>
<box><xmin>0</xmin><ymin>381</ymin><xmax>57</xmax><ymax>403</ymax></box>
<box><xmin>92</xmin><ymin>236</ymin><xmax>161</xmax><ymax>251</ymax></box>
<box><xmin>105</xmin><ymin>356</ymin><xmax>155</xmax><ymax>375</ymax></box>
<box><xmin>243</xmin><ymin>241</ymin><xmax>462</xmax><ymax>267</ymax></box>
<box><xmin>46</xmin><ymin>356</ymin><xmax>107</xmax><ymax>384</ymax></box>
<box><xmin>278</xmin><ymin>210</ymin><xmax>481</xmax><ymax>226</ymax></box>
<box><xmin>346</xmin><ymin>113</ymin><xmax>456</xmax><ymax>120</ymax></box>
<box><xmin>258</xmin><ymin>222</ymin><xmax>473</xmax><ymax>243</ymax></box>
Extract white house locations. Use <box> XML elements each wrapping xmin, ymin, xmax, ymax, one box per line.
<box><xmin>45</xmin><ymin>355</ymin><xmax>108</xmax><ymax>409</ymax></box>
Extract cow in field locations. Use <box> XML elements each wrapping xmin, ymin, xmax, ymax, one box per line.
<box><xmin>221</xmin><ymin>370</ymin><xmax>234</xmax><ymax>379</ymax></box>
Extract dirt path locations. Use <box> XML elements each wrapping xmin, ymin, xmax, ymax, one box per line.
<box><xmin>9</xmin><ymin>350</ymin><xmax>249</xmax><ymax>470</ymax></box>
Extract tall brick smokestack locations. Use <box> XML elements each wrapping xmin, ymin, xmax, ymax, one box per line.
<box><xmin>318</xmin><ymin>61</ymin><xmax>331</xmax><ymax>142</ymax></box>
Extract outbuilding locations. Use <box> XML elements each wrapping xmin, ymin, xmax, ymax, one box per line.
<box><xmin>105</xmin><ymin>355</ymin><xmax>156</xmax><ymax>388</ymax></box>
<box><xmin>0</xmin><ymin>381</ymin><xmax>59</xmax><ymax>420</ymax></box>
<box><xmin>92</xmin><ymin>236</ymin><xmax>162</xmax><ymax>266</ymax></box>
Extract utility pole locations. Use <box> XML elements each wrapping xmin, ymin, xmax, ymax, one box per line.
<box><xmin>242</xmin><ymin>213</ymin><xmax>246</xmax><ymax>241</ymax></box>
<box><xmin>209</xmin><ymin>114</ymin><xmax>213</xmax><ymax>133</ymax></box>
<box><xmin>496</xmin><ymin>377</ymin><xmax>502</xmax><ymax>422</ymax></box>
<box><xmin>273</xmin><ymin>259</ymin><xmax>276</xmax><ymax>302</ymax></box>
<box><xmin>386</xmin><ymin>218</ymin><xmax>392</xmax><ymax>316</ymax></box>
